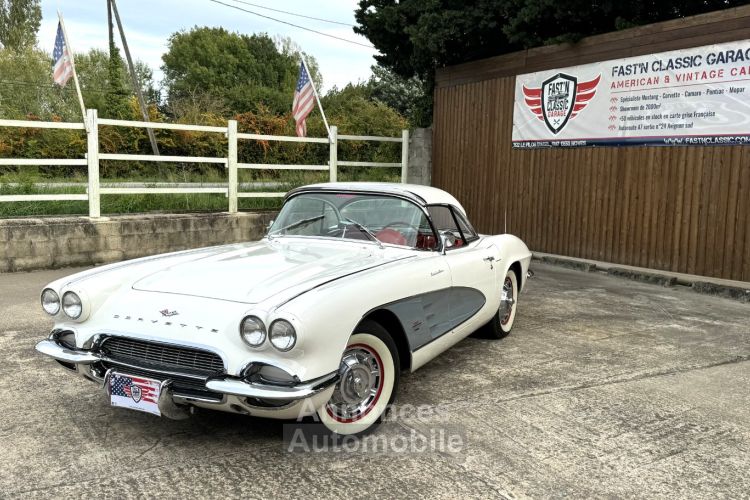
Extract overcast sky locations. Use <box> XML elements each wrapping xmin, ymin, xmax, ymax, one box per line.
<box><xmin>39</xmin><ymin>0</ymin><xmax>378</xmax><ymax>92</ymax></box>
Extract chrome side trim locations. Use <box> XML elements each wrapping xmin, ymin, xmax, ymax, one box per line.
<box><xmin>206</xmin><ymin>370</ymin><xmax>339</xmax><ymax>401</ymax></box>
<box><xmin>272</xmin><ymin>255</ymin><xmax>418</xmax><ymax>310</ymax></box>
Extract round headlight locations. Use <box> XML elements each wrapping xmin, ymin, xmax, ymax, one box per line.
<box><xmin>240</xmin><ymin>316</ymin><xmax>266</xmax><ymax>347</ymax></box>
<box><xmin>269</xmin><ymin>320</ymin><xmax>296</xmax><ymax>351</ymax></box>
<box><xmin>41</xmin><ymin>289</ymin><xmax>60</xmax><ymax>315</ymax></box>
<box><xmin>62</xmin><ymin>291</ymin><xmax>82</xmax><ymax>319</ymax></box>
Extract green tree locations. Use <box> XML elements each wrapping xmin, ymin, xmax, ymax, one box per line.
<box><xmin>162</xmin><ymin>27</ymin><xmax>320</xmax><ymax>116</ymax></box>
<box><xmin>72</xmin><ymin>49</ymin><xmax>157</xmax><ymax>119</ymax></box>
<box><xmin>501</xmin><ymin>0</ymin><xmax>750</xmax><ymax>47</ymax></box>
<box><xmin>354</xmin><ymin>0</ymin><xmax>747</xmax><ymax>125</ymax></box>
<box><xmin>0</xmin><ymin>48</ymin><xmax>74</xmax><ymax>119</ymax></box>
<box><xmin>0</xmin><ymin>48</ymin><xmax>156</xmax><ymax>121</ymax></box>
<box><xmin>368</xmin><ymin>65</ymin><xmax>428</xmax><ymax>127</ymax></box>
<box><xmin>0</xmin><ymin>0</ymin><xmax>40</xmax><ymax>50</ymax></box>
<box><xmin>274</xmin><ymin>35</ymin><xmax>323</xmax><ymax>90</ymax></box>
<box><xmin>106</xmin><ymin>40</ymin><xmax>130</xmax><ymax>118</ymax></box>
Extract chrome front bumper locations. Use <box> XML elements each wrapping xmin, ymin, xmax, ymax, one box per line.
<box><xmin>35</xmin><ymin>338</ymin><xmax>338</xmax><ymax>402</ymax></box>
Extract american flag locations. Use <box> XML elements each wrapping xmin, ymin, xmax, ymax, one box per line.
<box><xmin>110</xmin><ymin>374</ymin><xmax>158</xmax><ymax>404</ymax></box>
<box><xmin>292</xmin><ymin>63</ymin><xmax>315</xmax><ymax>137</ymax></box>
<box><xmin>52</xmin><ymin>22</ymin><xmax>73</xmax><ymax>87</ymax></box>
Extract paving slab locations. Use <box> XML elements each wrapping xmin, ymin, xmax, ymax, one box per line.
<box><xmin>0</xmin><ymin>263</ymin><xmax>748</xmax><ymax>499</ymax></box>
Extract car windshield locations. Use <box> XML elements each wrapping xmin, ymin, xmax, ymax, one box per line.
<box><xmin>268</xmin><ymin>192</ymin><xmax>438</xmax><ymax>250</ymax></box>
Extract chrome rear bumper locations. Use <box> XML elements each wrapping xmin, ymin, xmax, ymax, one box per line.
<box><xmin>35</xmin><ymin>338</ymin><xmax>337</xmax><ymax>402</ymax></box>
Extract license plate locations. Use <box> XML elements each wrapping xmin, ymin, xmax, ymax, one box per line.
<box><xmin>109</xmin><ymin>372</ymin><xmax>161</xmax><ymax>416</ymax></box>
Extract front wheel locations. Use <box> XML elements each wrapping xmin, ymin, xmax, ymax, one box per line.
<box><xmin>317</xmin><ymin>320</ymin><xmax>399</xmax><ymax>435</ymax></box>
<box><xmin>481</xmin><ymin>268</ymin><xmax>519</xmax><ymax>339</ymax></box>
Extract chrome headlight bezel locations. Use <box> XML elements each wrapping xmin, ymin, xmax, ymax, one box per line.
<box><xmin>41</xmin><ymin>288</ymin><xmax>60</xmax><ymax>315</ymax></box>
<box><xmin>61</xmin><ymin>291</ymin><xmax>83</xmax><ymax>319</ymax></box>
<box><xmin>269</xmin><ymin>319</ymin><xmax>297</xmax><ymax>352</ymax></box>
<box><xmin>240</xmin><ymin>315</ymin><xmax>267</xmax><ymax>348</ymax></box>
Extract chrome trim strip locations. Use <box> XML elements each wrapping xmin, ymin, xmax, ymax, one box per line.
<box><xmin>35</xmin><ymin>339</ymin><xmax>100</xmax><ymax>364</ymax></box>
<box><xmin>272</xmin><ymin>255</ymin><xmax>417</xmax><ymax>310</ymax></box>
<box><xmin>285</xmin><ymin>186</ymin><xmax>426</xmax><ymax>205</ymax></box>
<box><xmin>99</xmin><ymin>357</ymin><xmax>211</xmax><ymax>381</ymax></box>
<box><xmin>173</xmin><ymin>393</ymin><xmax>225</xmax><ymax>405</ymax></box>
<box><xmin>206</xmin><ymin>370</ymin><xmax>339</xmax><ymax>401</ymax></box>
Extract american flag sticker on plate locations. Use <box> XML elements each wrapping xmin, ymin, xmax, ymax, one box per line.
<box><xmin>110</xmin><ymin>373</ymin><xmax>161</xmax><ymax>416</ymax></box>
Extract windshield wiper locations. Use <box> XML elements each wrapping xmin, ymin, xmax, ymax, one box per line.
<box><xmin>269</xmin><ymin>214</ymin><xmax>325</xmax><ymax>237</ymax></box>
<box><xmin>342</xmin><ymin>217</ymin><xmax>383</xmax><ymax>249</ymax></box>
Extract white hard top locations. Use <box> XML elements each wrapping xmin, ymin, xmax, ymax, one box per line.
<box><xmin>295</xmin><ymin>182</ymin><xmax>467</xmax><ymax>215</ymax></box>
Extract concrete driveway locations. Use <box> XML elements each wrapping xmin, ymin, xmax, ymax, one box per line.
<box><xmin>1</xmin><ymin>263</ymin><xmax>748</xmax><ymax>499</ymax></box>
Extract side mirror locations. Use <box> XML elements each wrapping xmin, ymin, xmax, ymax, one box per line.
<box><xmin>265</xmin><ymin>219</ymin><xmax>275</xmax><ymax>236</ymax></box>
<box><xmin>439</xmin><ymin>232</ymin><xmax>450</xmax><ymax>255</ymax></box>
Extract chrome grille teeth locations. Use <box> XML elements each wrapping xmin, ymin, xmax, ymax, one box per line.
<box><xmin>100</xmin><ymin>337</ymin><xmax>224</xmax><ymax>374</ymax></box>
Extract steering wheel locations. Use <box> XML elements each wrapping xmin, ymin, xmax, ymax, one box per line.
<box><xmin>380</xmin><ymin>221</ymin><xmax>420</xmax><ymax>233</ymax></box>
<box><xmin>374</xmin><ymin>221</ymin><xmax>420</xmax><ymax>246</ymax></box>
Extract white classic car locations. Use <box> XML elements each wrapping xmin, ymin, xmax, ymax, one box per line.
<box><xmin>36</xmin><ymin>182</ymin><xmax>532</xmax><ymax>434</ymax></box>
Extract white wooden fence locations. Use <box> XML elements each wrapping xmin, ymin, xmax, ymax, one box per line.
<box><xmin>0</xmin><ymin>109</ymin><xmax>409</xmax><ymax>217</ymax></box>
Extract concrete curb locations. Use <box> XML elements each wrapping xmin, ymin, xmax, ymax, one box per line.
<box><xmin>532</xmin><ymin>253</ymin><xmax>750</xmax><ymax>303</ymax></box>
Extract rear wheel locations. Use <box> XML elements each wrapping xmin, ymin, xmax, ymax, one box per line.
<box><xmin>317</xmin><ymin>320</ymin><xmax>399</xmax><ymax>435</ymax></box>
<box><xmin>481</xmin><ymin>268</ymin><xmax>519</xmax><ymax>339</ymax></box>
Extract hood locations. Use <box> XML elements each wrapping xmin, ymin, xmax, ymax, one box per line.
<box><xmin>131</xmin><ymin>239</ymin><xmax>410</xmax><ymax>304</ymax></box>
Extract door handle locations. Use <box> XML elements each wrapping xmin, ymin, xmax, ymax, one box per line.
<box><xmin>483</xmin><ymin>256</ymin><xmax>495</xmax><ymax>262</ymax></box>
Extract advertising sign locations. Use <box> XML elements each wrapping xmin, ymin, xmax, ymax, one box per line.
<box><xmin>512</xmin><ymin>40</ymin><xmax>750</xmax><ymax>148</ymax></box>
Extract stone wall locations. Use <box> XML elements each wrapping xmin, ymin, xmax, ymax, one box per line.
<box><xmin>0</xmin><ymin>212</ymin><xmax>275</xmax><ymax>273</ymax></box>
<box><xmin>406</xmin><ymin>127</ymin><xmax>432</xmax><ymax>186</ymax></box>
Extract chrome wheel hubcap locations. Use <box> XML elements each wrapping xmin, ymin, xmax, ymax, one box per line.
<box><xmin>500</xmin><ymin>277</ymin><xmax>515</xmax><ymax>325</ymax></box>
<box><xmin>327</xmin><ymin>345</ymin><xmax>383</xmax><ymax>422</ymax></box>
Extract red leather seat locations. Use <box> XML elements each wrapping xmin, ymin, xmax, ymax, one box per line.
<box><xmin>374</xmin><ymin>228</ymin><xmax>407</xmax><ymax>246</ymax></box>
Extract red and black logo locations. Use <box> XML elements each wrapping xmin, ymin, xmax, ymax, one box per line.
<box><xmin>523</xmin><ymin>73</ymin><xmax>601</xmax><ymax>134</ymax></box>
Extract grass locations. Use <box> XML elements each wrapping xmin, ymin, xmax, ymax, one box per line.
<box><xmin>0</xmin><ymin>165</ymin><xmax>401</xmax><ymax>218</ymax></box>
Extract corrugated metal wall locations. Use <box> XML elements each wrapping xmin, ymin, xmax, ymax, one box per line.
<box><xmin>432</xmin><ymin>6</ymin><xmax>750</xmax><ymax>281</ymax></box>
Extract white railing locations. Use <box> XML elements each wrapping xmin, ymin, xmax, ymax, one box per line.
<box><xmin>0</xmin><ymin>109</ymin><xmax>409</xmax><ymax>217</ymax></box>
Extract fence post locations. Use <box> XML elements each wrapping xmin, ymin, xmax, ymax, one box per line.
<box><xmin>401</xmin><ymin>129</ymin><xmax>409</xmax><ymax>184</ymax></box>
<box><xmin>329</xmin><ymin>125</ymin><xmax>338</xmax><ymax>183</ymax></box>
<box><xmin>227</xmin><ymin>119</ymin><xmax>238</xmax><ymax>213</ymax></box>
<box><xmin>86</xmin><ymin>109</ymin><xmax>100</xmax><ymax>218</ymax></box>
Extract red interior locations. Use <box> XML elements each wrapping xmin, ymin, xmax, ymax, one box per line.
<box><xmin>416</xmin><ymin>233</ymin><xmax>437</xmax><ymax>250</ymax></box>
<box><xmin>374</xmin><ymin>228</ymin><xmax>407</xmax><ymax>246</ymax></box>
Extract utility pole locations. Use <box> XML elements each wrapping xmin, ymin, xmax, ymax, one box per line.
<box><xmin>109</xmin><ymin>0</ymin><xmax>160</xmax><ymax>156</ymax></box>
<box><xmin>107</xmin><ymin>0</ymin><xmax>113</xmax><ymax>50</ymax></box>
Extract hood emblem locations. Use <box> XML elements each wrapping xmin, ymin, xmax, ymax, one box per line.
<box><xmin>160</xmin><ymin>309</ymin><xmax>179</xmax><ymax>317</ymax></box>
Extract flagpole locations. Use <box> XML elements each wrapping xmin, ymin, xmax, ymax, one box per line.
<box><xmin>57</xmin><ymin>10</ymin><xmax>88</xmax><ymax>131</ymax></box>
<box><xmin>301</xmin><ymin>56</ymin><xmax>330</xmax><ymax>140</ymax></box>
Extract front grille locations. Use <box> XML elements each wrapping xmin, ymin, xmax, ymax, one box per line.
<box><xmin>99</xmin><ymin>337</ymin><xmax>224</xmax><ymax>376</ymax></box>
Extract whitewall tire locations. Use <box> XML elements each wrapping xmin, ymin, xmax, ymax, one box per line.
<box><xmin>317</xmin><ymin>321</ymin><xmax>399</xmax><ymax>435</ymax></box>
<box><xmin>481</xmin><ymin>267</ymin><xmax>519</xmax><ymax>339</ymax></box>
